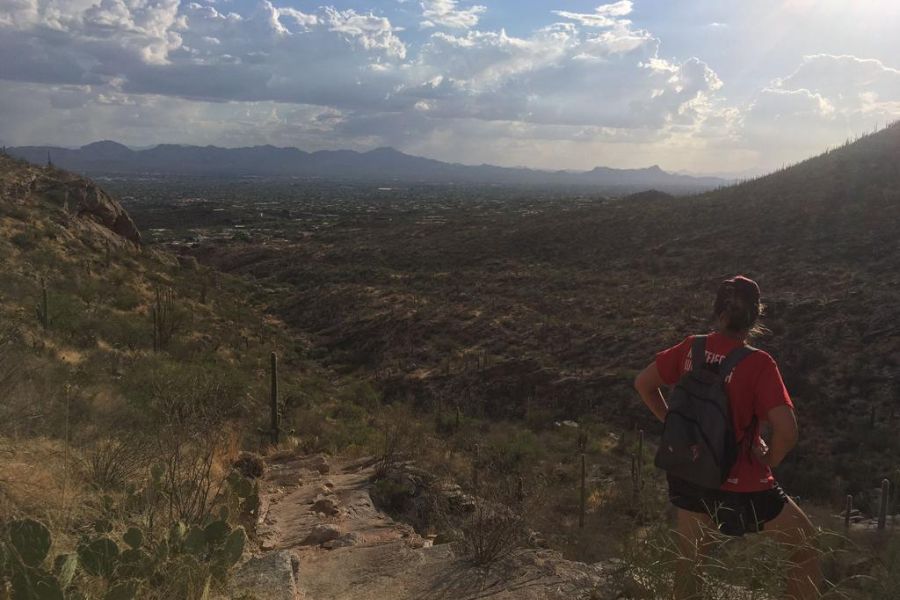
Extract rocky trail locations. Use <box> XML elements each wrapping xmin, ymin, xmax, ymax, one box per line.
<box><xmin>226</xmin><ymin>453</ymin><xmax>620</xmax><ymax>600</ymax></box>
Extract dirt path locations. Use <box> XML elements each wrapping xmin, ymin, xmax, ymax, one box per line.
<box><xmin>229</xmin><ymin>453</ymin><xmax>619</xmax><ymax>600</ymax></box>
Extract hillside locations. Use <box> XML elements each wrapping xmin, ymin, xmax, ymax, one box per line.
<box><xmin>0</xmin><ymin>153</ymin><xmax>679</xmax><ymax>599</ymax></box>
<box><xmin>159</xmin><ymin>122</ymin><xmax>900</xmax><ymax>514</ymax></box>
<box><xmin>0</xmin><ymin>153</ymin><xmax>394</xmax><ymax>599</ymax></box>
<box><xmin>7</xmin><ymin>141</ymin><xmax>728</xmax><ymax>193</ymax></box>
<box><xmin>6</xmin><ymin>124</ymin><xmax>900</xmax><ymax>596</ymax></box>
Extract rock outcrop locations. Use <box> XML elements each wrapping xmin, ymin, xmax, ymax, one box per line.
<box><xmin>38</xmin><ymin>178</ymin><xmax>142</xmax><ymax>245</ymax></box>
<box><xmin>1</xmin><ymin>154</ymin><xmax>141</xmax><ymax>246</ymax></box>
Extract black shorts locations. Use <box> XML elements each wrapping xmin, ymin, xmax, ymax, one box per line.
<box><xmin>667</xmin><ymin>474</ymin><xmax>788</xmax><ymax>537</ymax></box>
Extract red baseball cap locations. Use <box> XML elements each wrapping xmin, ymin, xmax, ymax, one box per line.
<box><xmin>722</xmin><ymin>275</ymin><xmax>760</xmax><ymax>303</ymax></box>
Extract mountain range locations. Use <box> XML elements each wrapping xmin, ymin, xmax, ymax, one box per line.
<box><xmin>6</xmin><ymin>141</ymin><xmax>729</xmax><ymax>193</ymax></box>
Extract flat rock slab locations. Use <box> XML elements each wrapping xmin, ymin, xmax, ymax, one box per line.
<box><xmin>295</xmin><ymin>542</ymin><xmax>619</xmax><ymax>600</ymax></box>
<box><xmin>228</xmin><ymin>551</ymin><xmax>301</xmax><ymax>600</ymax></box>
<box><xmin>251</xmin><ymin>454</ymin><xmax>628</xmax><ymax>599</ymax></box>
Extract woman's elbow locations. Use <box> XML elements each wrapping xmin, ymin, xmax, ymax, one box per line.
<box><xmin>634</xmin><ymin>370</ymin><xmax>651</xmax><ymax>394</ymax></box>
<box><xmin>769</xmin><ymin>406</ymin><xmax>799</xmax><ymax>447</ymax></box>
<box><xmin>786</xmin><ymin>423</ymin><xmax>800</xmax><ymax>447</ymax></box>
<box><xmin>634</xmin><ymin>364</ymin><xmax>662</xmax><ymax>395</ymax></box>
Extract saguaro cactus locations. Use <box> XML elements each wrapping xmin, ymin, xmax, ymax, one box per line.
<box><xmin>35</xmin><ymin>277</ymin><xmax>49</xmax><ymax>330</ymax></box>
<box><xmin>579</xmin><ymin>452</ymin><xmax>586</xmax><ymax>529</ymax></box>
<box><xmin>270</xmin><ymin>352</ymin><xmax>279</xmax><ymax>445</ymax></box>
<box><xmin>151</xmin><ymin>286</ymin><xmax>175</xmax><ymax>351</ymax></box>
<box><xmin>878</xmin><ymin>479</ymin><xmax>890</xmax><ymax>531</ymax></box>
<box><xmin>845</xmin><ymin>494</ymin><xmax>853</xmax><ymax>530</ymax></box>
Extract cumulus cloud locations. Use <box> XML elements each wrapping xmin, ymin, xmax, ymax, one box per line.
<box><xmin>747</xmin><ymin>54</ymin><xmax>900</xmax><ymax>128</ymax></box>
<box><xmin>405</xmin><ymin>23</ymin><xmax>722</xmax><ymax>131</ymax></box>
<box><xmin>774</xmin><ymin>54</ymin><xmax>900</xmax><ymax>116</ymax></box>
<box><xmin>0</xmin><ymin>0</ymin><xmax>736</xmax><ymax>170</ymax></box>
<box><xmin>420</xmin><ymin>0</ymin><xmax>486</xmax><ymax>29</ymax></box>
<box><xmin>740</xmin><ymin>54</ymin><xmax>900</xmax><ymax>168</ymax></box>
<box><xmin>0</xmin><ymin>79</ymin><xmax>349</xmax><ymax>150</ymax></box>
<box><xmin>553</xmin><ymin>1</ymin><xmax>634</xmax><ymax>28</ymax></box>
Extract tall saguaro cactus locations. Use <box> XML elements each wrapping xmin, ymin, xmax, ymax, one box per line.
<box><xmin>35</xmin><ymin>277</ymin><xmax>49</xmax><ymax>330</ymax></box>
<box><xmin>151</xmin><ymin>286</ymin><xmax>175</xmax><ymax>352</ymax></box>
<box><xmin>878</xmin><ymin>479</ymin><xmax>890</xmax><ymax>531</ymax></box>
<box><xmin>270</xmin><ymin>352</ymin><xmax>279</xmax><ymax>446</ymax></box>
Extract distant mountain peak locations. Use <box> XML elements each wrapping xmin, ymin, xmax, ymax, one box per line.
<box><xmin>367</xmin><ymin>147</ymin><xmax>406</xmax><ymax>156</ymax></box>
<box><xmin>7</xmin><ymin>140</ymin><xmax>730</xmax><ymax>193</ymax></box>
<box><xmin>80</xmin><ymin>140</ymin><xmax>132</xmax><ymax>154</ymax></box>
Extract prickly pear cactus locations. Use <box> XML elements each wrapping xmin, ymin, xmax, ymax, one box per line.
<box><xmin>11</xmin><ymin>566</ymin><xmax>64</xmax><ymax>600</ymax></box>
<box><xmin>123</xmin><ymin>527</ymin><xmax>143</xmax><ymax>550</ymax></box>
<box><xmin>168</xmin><ymin>521</ymin><xmax>187</xmax><ymax>549</ymax></box>
<box><xmin>218</xmin><ymin>527</ymin><xmax>246</xmax><ymax>568</ymax></box>
<box><xmin>53</xmin><ymin>553</ymin><xmax>78</xmax><ymax>588</ymax></box>
<box><xmin>104</xmin><ymin>578</ymin><xmax>141</xmax><ymax>600</ymax></box>
<box><xmin>150</xmin><ymin>463</ymin><xmax>164</xmax><ymax>484</ymax></box>
<box><xmin>227</xmin><ymin>472</ymin><xmax>253</xmax><ymax>499</ymax></box>
<box><xmin>117</xmin><ymin>548</ymin><xmax>153</xmax><ymax>579</ymax></box>
<box><xmin>77</xmin><ymin>537</ymin><xmax>119</xmax><ymax>578</ymax></box>
<box><xmin>154</xmin><ymin>538</ymin><xmax>169</xmax><ymax>563</ymax></box>
<box><xmin>203</xmin><ymin>520</ymin><xmax>230</xmax><ymax>547</ymax></box>
<box><xmin>183</xmin><ymin>526</ymin><xmax>207</xmax><ymax>556</ymax></box>
<box><xmin>8</xmin><ymin>518</ymin><xmax>52</xmax><ymax>568</ymax></box>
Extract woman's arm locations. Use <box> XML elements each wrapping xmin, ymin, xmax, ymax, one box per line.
<box><xmin>634</xmin><ymin>362</ymin><xmax>668</xmax><ymax>423</ymax></box>
<box><xmin>754</xmin><ymin>405</ymin><xmax>798</xmax><ymax>468</ymax></box>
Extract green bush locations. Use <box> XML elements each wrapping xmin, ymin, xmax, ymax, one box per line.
<box><xmin>11</xmin><ymin>229</ymin><xmax>40</xmax><ymax>251</ymax></box>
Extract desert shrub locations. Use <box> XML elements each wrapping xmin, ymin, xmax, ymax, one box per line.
<box><xmin>232</xmin><ymin>452</ymin><xmax>266</xmax><ymax>480</ymax></box>
<box><xmin>458</xmin><ymin>475</ymin><xmax>530</xmax><ymax>565</ymax></box>
<box><xmin>618</xmin><ymin>520</ymin><xmax>784</xmax><ymax>600</ymax></box>
<box><xmin>135</xmin><ymin>377</ymin><xmax>243</xmax><ymax>525</ymax></box>
<box><xmin>80</xmin><ymin>437</ymin><xmax>147</xmax><ymax>491</ymax></box>
<box><xmin>123</xmin><ymin>358</ymin><xmax>252</xmax><ymax>425</ymax></box>
<box><xmin>10</xmin><ymin>230</ymin><xmax>40</xmax><ymax>251</ymax></box>
<box><xmin>344</xmin><ymin>379</ymin><xmax>380</xmax><ymax>409</ymax></box>
<box><xmin>481</xmin><ymin>424</ymin><xmax>544</xmax><ymax>473</ymax></box>
<box><xmin>154</xmin><ymin>425</ymin><xmax>230</xmax><ymax>525</ymax></box>
<box><xmin>107</xmin><ymin>283</ymin><xmax>143</xmax><ymax>312</ymax></box>
<box><xmin>374</xmin><ymin>413</ymin><xmax>417</xmax><ymax>480</ymax></box>
<box><xmin>102</xmin><ymin>313</ymin><xmax>152</xmax><ymax>351</ymax></box>
<box><xmin>859</xmin><ymin>537</ymin><xmax>900</xmax><ymax>599</ymax></box>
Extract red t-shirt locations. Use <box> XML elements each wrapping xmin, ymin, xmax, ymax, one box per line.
<box><xmin>655</xmin><ymin>332</ymin><xmax>794</xmax><ymax>492</ymax></box>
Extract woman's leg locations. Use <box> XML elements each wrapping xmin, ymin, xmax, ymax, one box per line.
<box><xmin>672</xmin><ymin>508</ymin><xmax>715</xmax><ymax>600</ymax></box>
<box><xmin>760</xmin><ymin>497</ymin><xmax>822</xmax><ymax>600</ymax></box>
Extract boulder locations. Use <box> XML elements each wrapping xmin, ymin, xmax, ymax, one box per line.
<box><xmin>302</xmin><ymin>524</ymin><xmax>342</xmax><ymax>546</ymax></box>
<box><xmin>227</xmin><ymin>551</ymin><xmax>299</xmax><ymax>600</ymax></box>
<box><xmin>312</xmin><ymin>496</ymin><xmax>339</xmax><ymax>516</ymax></box>
<box><xmin>50</xmin><ymin>180</ymin><xmax>141</xmax><ymax>245</ymax></box>
<box><xmin>312</xmin><ymin>456</ymin><xmax>330</xmax><ymax>474</ymax></box>
<box><xmin>321</xmin><ymin>532</ymin><xmax>361</xmax><ymax>550</ymax></box>
<box><xmin>432</xmin><ymin>529</ymin><xmax>462</xmax><ymax>545</ymax></box>
<box><xmin>234</xmin><ymin>452</ymin><xmax>267</xmax><ymax>479</ymax></box>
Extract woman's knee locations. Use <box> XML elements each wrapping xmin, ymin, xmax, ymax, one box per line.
<box><xmin>674</xmin><ymin>509</ymin><xmax>713</xmax><ymax>554</ymax></box>
<box><xmin>764</xmin><ymin>499</ymin><xmax>817</xmax><ymax>548</ymax></box>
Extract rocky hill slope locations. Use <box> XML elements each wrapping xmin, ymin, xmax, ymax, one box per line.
<box><xmin>0</xmin><ymin>152</ymin><xmax>662</xmax><ymax>599</ymax></box>
<box><xmin>0</xmin><ymin>153</ymin><xmax>343</xmax><ymax>598</ymax></box>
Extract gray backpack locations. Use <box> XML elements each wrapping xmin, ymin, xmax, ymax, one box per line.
<box><xmin>654</xmin><ymin>335</ymin><xmax>755</xmax><ymax>489</ymax></box>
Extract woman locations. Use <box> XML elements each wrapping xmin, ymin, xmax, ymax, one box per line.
<box><xmin>634</xmin><ymin>275</ymin><xmax>821</xmax><ymax>600</ymax></box>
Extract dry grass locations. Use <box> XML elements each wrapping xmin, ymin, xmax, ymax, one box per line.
<box><xmin>0</xmin><ymin>437</ymin><xmax>93</xmax><ymax>542</ymax></box>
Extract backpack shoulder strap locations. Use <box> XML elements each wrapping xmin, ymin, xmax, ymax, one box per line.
<box><xmin>718</xmin><ymin>345</ymin><xmax>756</xmax><ymax>381</ymax></box>
<box><xmin>690</xmin><ymin>335</ymin><xmax>708</xmax><ymax>373</ymax></box>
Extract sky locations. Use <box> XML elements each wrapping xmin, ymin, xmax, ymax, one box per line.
<box><xmin>1</xmin><ymin>1</ymin><xmax>899</xmax><ymax>175</ymax></box>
